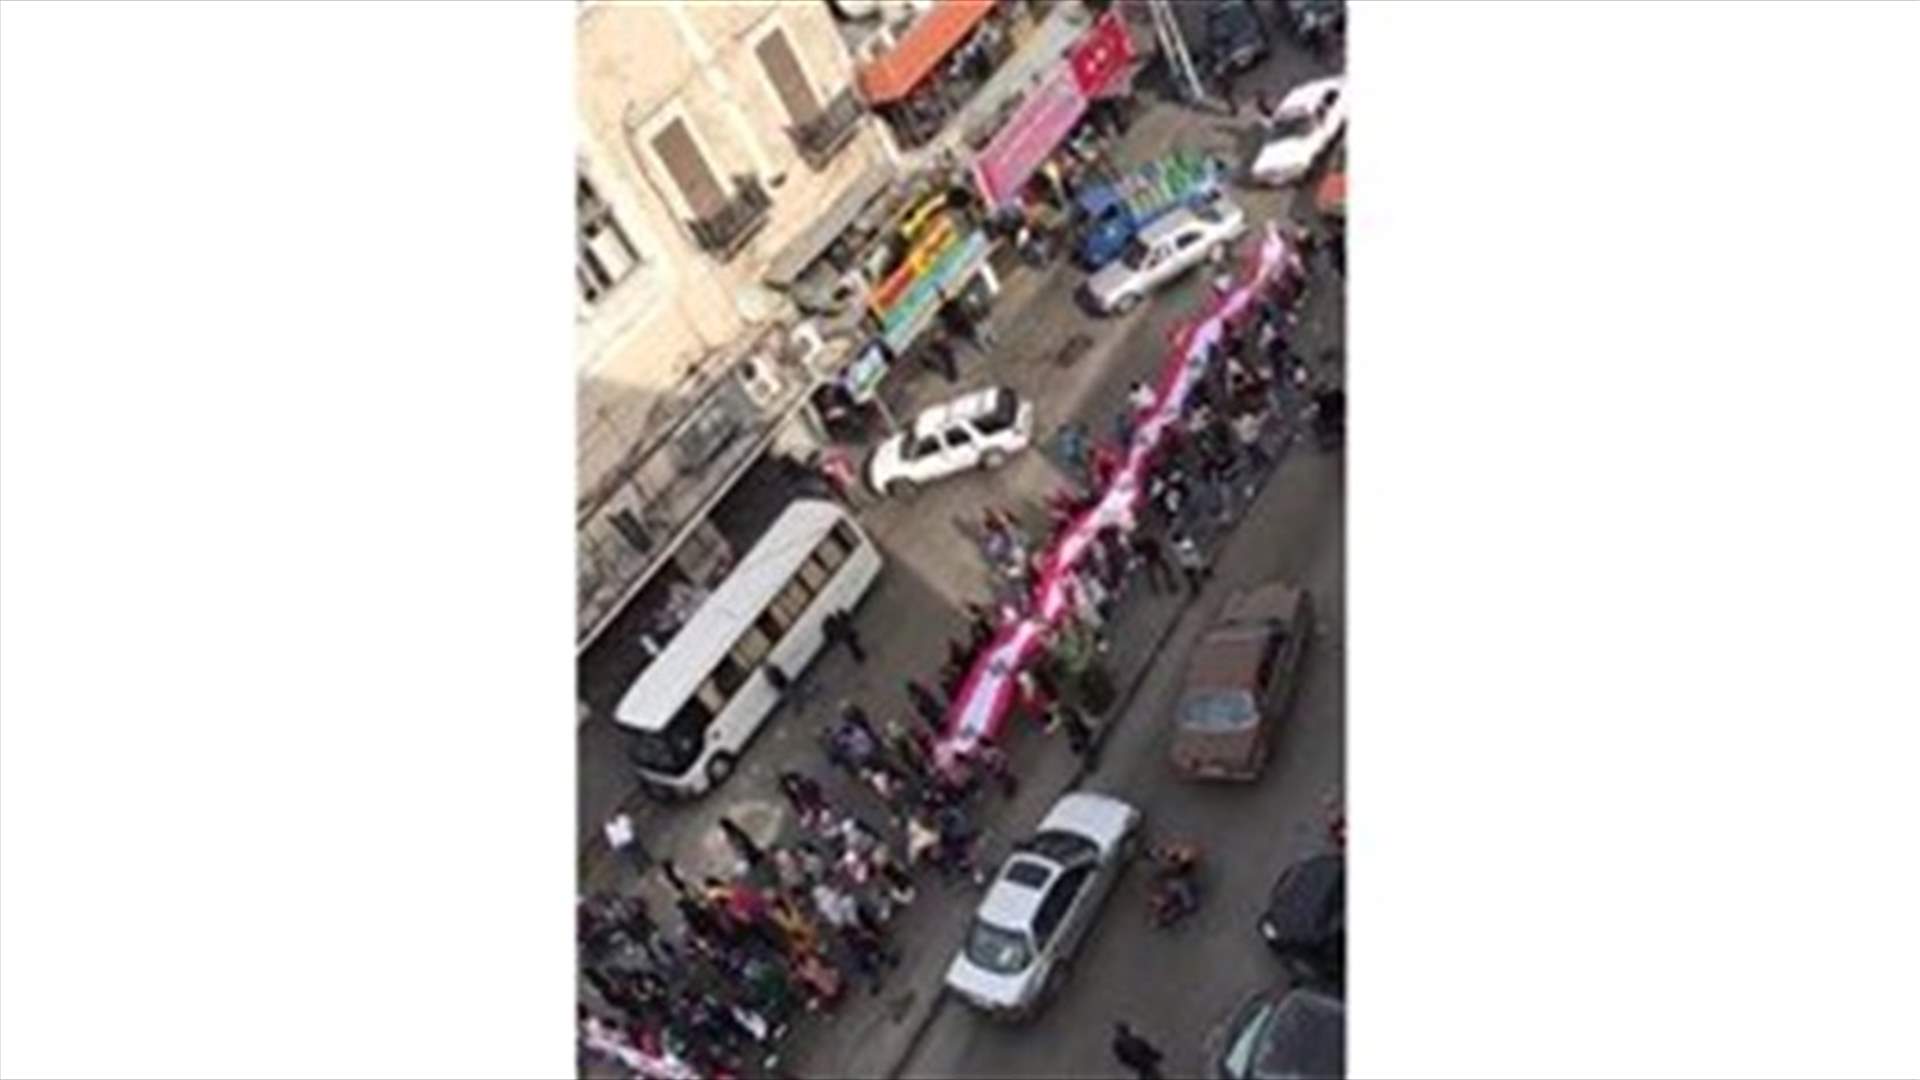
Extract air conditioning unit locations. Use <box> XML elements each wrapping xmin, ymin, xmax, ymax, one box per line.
<box><xmin>788</xmin><ymin>319</ymin><xmax>827</xmax><ymax>372</ymax></box>
<box><xmin>735</xmin><ymin>354</ymin><xmax>785</xmax><ymax>410</ymax></box>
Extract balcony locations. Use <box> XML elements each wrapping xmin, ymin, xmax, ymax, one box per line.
<box><xmin>790</xmin><ymin>87</ymin><xmax>866</xmax><ymax>171</ymax></box>
<box><xmin>688</xmin><ymin>175</ymin><xmax>772</xmax><ymax>261</ymax></box>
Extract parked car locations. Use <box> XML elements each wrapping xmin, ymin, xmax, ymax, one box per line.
<box><xmin>1258</xmin><ymin>852</ymin><xmax>1345</xmax><ymax>988</ymax></box>
<box><xmin>866</xmin><ymin>385</ymin><xmax>1034</xmax><ymax>497</ymax></box>
<box><xmin>1175</xmin><ymin>0</ymin><xmax>1272</xmax><ymax>79</ymax></box>
<box><xmin>1081</xmin><ymin>193</ymin><xmax>1249</xmax><ymax>316</ymax></box>
<box><xmin>1203</xmin><ymin>985</ymin><xmax>1346</xmax><ymax>1080</ymax></box>
<box><xmin>945</xmin><ymin>791</ymin><xmax>1142</xmax><ymax>1018</ymax></box>
<box><xmin>1072</xmin><ymin>150</ymin><xmax>1225</xmax><ymax>271</ymax></box>
<box><xmin>1171</xmin><ymin>580</ymin><xmax>1314</xmax><ymax>780</ymax></box>
<box><xmin>1250</xmin><ymin>76</ymin><xmax>1346</xmax><ymax>187</ymax></box>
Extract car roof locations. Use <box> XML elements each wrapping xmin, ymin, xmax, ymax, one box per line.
<box><xmin>978</xmin><ymin>855</ymin><xmax>1059</xmax><ymax>929</ymax></box>
<box><xmin>1278</xmin><ymin>75</ymin><xmax>1343</xmax><ymax>117</ymax></box>
<box><xmin>1256</xmin><ymin>989</ymin><xmax>1346</xmax><ymax>1079</ymax></box>
<box><xmin>1136</xmin><ymin>205</ymin><xmax>1211</xmax><ymax>246</ymax></box>
<box><xmin>912</xmin><ymin>386</ymin><xmax>1005</xmax><ymax>439</ymax></box>
<box><xmin>1186</xmin><ymin>629</ymin><xmax>1267</xmax><ymax>690</ymax></box>
<box><xmin>1265</xmin><ymin>853</ymin><xmax>1344</xmax><ymax>940</ymax></box>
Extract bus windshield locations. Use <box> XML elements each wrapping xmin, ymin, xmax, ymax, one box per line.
<box><xmin>628</xmin><ymin>699</ymin><xmax>708</xmax><ymax>775</ymax></box>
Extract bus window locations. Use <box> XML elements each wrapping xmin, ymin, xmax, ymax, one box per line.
<box><xmin>732</xmin><ymin>623</ymin><xmax>774</xmax><ymax>669</ymax></box>
<box><xmin>770</xmin><ymin>579</ymin><xmax>811</xmax><ymax>626</ymax></box>
<box><xmin>632</xmin><ymin>697</ymin><xmax>710</xmax><ymax>774</ymax></box>
<box><xmin>831</xmin><ymin>521</ymin><xmax>862</xmax><ymax>555</ymax></box>
<box><xmin>798</xmin><ymin>557</ymin><xmax>830</xmax><ymax>592</ymax></box>
<box><xmin>814</xmin><ymin>530</ymin><xmax>850</xmax><ymax>571</ymax></box>
<box><xmin>712</xmin><ymin>655</ymin><xmax>746</xmax><ymax>695</ymax></box>
<box><xmin>695</xmin><ymin>677</ymin><xmax>727</xmax><ymax>717</ymax></box>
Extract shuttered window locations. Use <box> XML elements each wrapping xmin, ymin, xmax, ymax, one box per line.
<box><xmin>577</xmin><ymin>175</ymin><xmax>639</xmax><ymax>305</ymax></box>
<box><xmin>756</xmin><ymin>29</ymin><xmax>821</xmax><ymax>124</ymax></box>
<box><xmin>650</xmin><ymin>117</ymin><xmax>727</xmax><ymax>220</ymax></box>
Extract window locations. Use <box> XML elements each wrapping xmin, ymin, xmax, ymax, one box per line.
<box><xmin>651</xmin><ymin>116</ymin><xmax>728</xmax><ymax>220</ymax></box>
<box><xmin>607</xmin><ymin>508</ymin><xmax>654</xmax><ymax>555</ymax></box>
<box><xmin>694</xmin><ymin>677</ymin><xmax>727</xmax><ymax>716</ymax></box>
<box><xmin>944</xmin><ymin>427</ymin><xmax>975</xmax><ymax>450</ymax></box>
<box><xmin>713</xmin><ymin>655</ymin><xmax>747</xmax><ymax>695</ymax></box>
<box><xmin>798</xmin><ymin>556</ymin><xmax>830</xmax><ymax>592</ymax></box>
<box><xmin>756</xmin><ymin>27</ymin><xmax>822</xmax><ymax>125</ymax></box>
<box><xmin>578</xmin><ymin>175</ymin><xmax>640</xmax><ymax>305</ymax></box>
<box><xmin>976</xmin><ymin>390</ymin><xmax>1018</xmax><ymax>435</ymax></box>
<box><xmin>758</xmin><ymin>608</ymin><xmax>792</xmax><ymax>639</ymax></box>
<box><xmin>770</xmin><ymin>578</ymin><xmax>813</xmax><ymax>626</ymax></box>
<box><xmin>831</xmin><ymin>521</ymin><xmax>862</xmax><ymax>556</ymax></box>
<box><xmin>911</xmin><ymin>435</ymin><xmax>943</xmax><ymax>459</ymax></box>
<box><xmin>731</xmin><ymin>623</ymin><xmax>774</xmax><ymax>670</ymax></box>
<box><xmin>1032</xmin><ymin>865</ymin><xmax>1092</xmax><ymax>948</ymax></box>
<box><xmin>814</xmin><ymin>530</ymin><xmax>850</xmax><ymax>572</ymax></box>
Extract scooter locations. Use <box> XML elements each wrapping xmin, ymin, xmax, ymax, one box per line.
<box><xmin>1146</xmin><ymin>841</ymin><xmax>1205</xmax><ymax>929</ymax></box>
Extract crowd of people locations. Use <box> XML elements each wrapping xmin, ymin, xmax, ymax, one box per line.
<box><xmin>579</xmin><ymin>207</ymin><xmax>1336</xmax><ymax>1080</ymax></box>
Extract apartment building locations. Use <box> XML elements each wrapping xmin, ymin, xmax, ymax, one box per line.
<box><xmin>575</xmin><ymin>0</ymin><xmax>895</xmax><ymax>665</ymax></box>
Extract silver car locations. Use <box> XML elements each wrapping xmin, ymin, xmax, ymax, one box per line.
<box><xmin>1082</xmin><ymin>193</ymin><xmax>1249</xmax><ymax>316</ymax></box>
<box><xmin>944</xmin><ymin>791</ymin><xmax>1142</xmax><ymax>1018</ymax></box>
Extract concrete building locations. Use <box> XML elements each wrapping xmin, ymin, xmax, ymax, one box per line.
<box><xmin>575</xmin><ymin>0</ymin><xmax>897</xmax><ymax>662</ymax></box>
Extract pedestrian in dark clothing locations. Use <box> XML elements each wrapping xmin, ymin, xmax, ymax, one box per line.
<box><xmin>1172</xmin><ymin>532</ymin><xmax>1212</xmax><ymax>594</ymax></box>
<box><xmin>659</xmin><ymin>857</ymin><xmax>692</xmax><ymax>899</ymax></box>
<box><xmin>904</xmin><ymin>678</ymin><xmax>946</xmax><ymax>733</ymax></box>
<box><xmin>939</xmin><ymin>660</ymin><xmax>966</xmax><ymax>700</ymax></box>
<box><xmin>1113</xmin><ymin>1022</ymin><xmax>1167</xmax><ymax>1080</ymax></box>
<box><xmin>965</xmin><ymin>603</ymin><xmax>996</xmax><ymax>652</ymax></box>
<box><xmin>839</xmin><ymin>700</ymin><xmax>878</xmax><ymax>744</ymax></box>
<box><xmin>924</xmin><ymin>335</ymin><xmax>960</xmax><ymax>383</ymax></box>
<box><xmin>778</xmin><ymin>769</ymin><xmax>832</xmax><ymax>826</ymax></box>
<box><xmin>822</xmin><ymin>609</ymin><xmax>867</xmax><ymax>664</ymax></box>
<box><xmin>718</xmin><ymin>816</ymin><xmax>767</xmax><ymax>872</ymax></box>
<box><xmin>1131</xmin><ymin>533</ymin><xmax>1175</xmax><ymax>594</ymax></box>
<box><xmin>763</xmin><ymin>661</ymin><xmax>791</xmax><ymax>697</ymax></box>
<box><xmin>1216</xmin><ymin>65</ymin><xmax>1240</xmax><ymax>116</ymax></box>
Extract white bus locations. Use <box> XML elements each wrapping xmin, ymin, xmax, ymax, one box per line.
<box><xmin>615</xmin><ymin>498</ymin><xmax>883</xmax><ymax>796</ymax></box>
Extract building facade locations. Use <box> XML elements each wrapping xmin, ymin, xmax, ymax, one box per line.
<box><xmin>575</xmin><ymin>0</ymin><xmax>895</xmax><ymax>656</ymax></box>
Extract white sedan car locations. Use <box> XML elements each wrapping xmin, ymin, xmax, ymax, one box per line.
<box><xmin>945</xmin><ymin>791</ymin><xmax>1142</xmax><ymax>1018</ymax></box>
<box><xmin>866</xmin><ymin>385</ymin><xmax>1033</xmax><ymax>498</ymax></box>
<box><xmin>1250</xmin><ymin>75</ymin><xmax>1346</xmax><ymax>187</ymax></box>
<box><xmin>1082</xmin><ymin>193</ymin><xmax>1249</xmax><ymax>316</ymax></box>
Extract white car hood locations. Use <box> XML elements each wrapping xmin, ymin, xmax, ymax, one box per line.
<box><xmin>945</xmin><ymin>953</ymin><xmax>1038</xmax><ymax>1010</ymax></box>
<box><xmin>1253</xmin><ymin>136</ymin><xmax>1317</xmax><ymax>180</ymax></box>
<box><xmin>868</xmin><ymin>434</ymin><xmax>910</xmax><ymax>490</ymax></box>
<box><xmin>1086</xmin><ymin>260</ymin><xmax>1139</xmax><ymax>307</ymax></box>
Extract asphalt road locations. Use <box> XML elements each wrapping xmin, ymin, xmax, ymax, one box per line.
<box><xmin>896</xmin><ymin>319</ymin><xmax>1345</xmax><ymax>1080</ymax></box>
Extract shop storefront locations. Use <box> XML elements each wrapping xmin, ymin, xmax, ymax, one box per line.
<box><xmin>857</xmin><ymin>0</ymin><xmax>1024</xmax><ymax>151</ymax></box>
<box><xmin>963</xmin><ymin>7</ymin><xmax>1137</xmax><ymax>270</ymax></box>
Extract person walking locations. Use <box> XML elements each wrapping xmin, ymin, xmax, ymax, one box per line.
<box><xmin>777</xmin><ymin>769</ymin><xmax>832</xmax><ymax>828</ymax></box>
<box><xmin>1127</xmin><ymin>379</ymin><xmax>1158</xmax><ymax>415</ymax></box>
<box><xmin>821</xmin><ymin>609</ymin><xmax>867</xmax><ymax>664</ymax></box>
<box><xmin>1131</xmin><ymin>532</ymin><xmax>1175</xmax><ymax>594</ymax></box>
<box><xmin>964</xmin><ymin>601</ymin><xmax>997</xmax><ymax>653</ymax></box>
<box><xmin>718</xmin><ymin>816</ymin><xmax>767</xmax><ymax>874</ymax></box>
<box><xmin>604</xmin><ymin>812</ymin><xmax>652</xmax><ymax>878</ymax></box>
<box><xmin>1112</xmin><ymin>1022</ymin><xmax>1167</xmax><ymax>1080</ymax></box>
<box><xmin>1171</xmin><ymin>531</ymin><xmax>1211</xmax><ymax>594</ymax></box>
<box><xmin>904</xmin><ymin>678</ymin><xmax>946</xmax><ymax>734</ymax></box>
<box><xmin>924</xmin><ymin>334</ymin><xmax>960</xmax><ymax>384</ymax></box>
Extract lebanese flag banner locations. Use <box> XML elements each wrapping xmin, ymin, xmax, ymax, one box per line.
<box><xmin>936</xmin><ymin>223</ymin><xmax>1293</xmax><ymax>765</ymax></box>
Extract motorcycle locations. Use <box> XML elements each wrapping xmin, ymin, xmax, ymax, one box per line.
<box><xmin>1146</xmin><ymin>841</ymin><xmax>1204</xmax><ymax>929</ymax></box>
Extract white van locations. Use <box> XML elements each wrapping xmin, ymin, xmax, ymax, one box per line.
<box><xmin>614</xmin><ymin>499</ymin><xmax>882</xmax><ymax>796</ymax></box>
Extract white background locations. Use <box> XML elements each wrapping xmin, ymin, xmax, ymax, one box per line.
<box><xmin>3</xmin><ymin>2</ymin><xmax>1918</xmax><ymax>1077</ymax></box>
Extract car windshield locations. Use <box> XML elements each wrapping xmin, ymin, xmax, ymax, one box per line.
<box><xmin>1222</xmin><ymin>999</ymin><xmax>1279</xmax><ymax>1080</ymax></box>
<box><xmin>1179</xmin><ymin>688</ymin><xmax>1259</xmax><ymax>731</ymax></box>
<box><xmin>628</xmin><ymin>706</ymin><xmax>705</xmax><ymax>774</ymax></box>
<box><xmin>975</xmin><ymin>389</ymin><xmax>1019</xmax><ymax>435</ymax></box>
<box><xmin>1120</xmin><ymin>238</ymin><xmax>1153</xmax><ymax>270</ymax></box>
<box><xmin>1021</xmin><ymin>830</ymin><xmax>1099</xmax><ymax>864</ymax></box>
<box><xmin>1266</xmin><ymin>113</ymin><xmax>1315</xmax><ymax>139</ymax></box>
<box><xmin>963</xmin><ymin>918</ymin><xmax>1034</xmax><ymax>975</ymax></box>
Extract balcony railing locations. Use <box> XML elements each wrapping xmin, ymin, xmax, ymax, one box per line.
<box><xmin>790</xmin><ymin>87</ymin><xmax>866</xmax><ymax>171</ymax></box>
<box><xmin>688</xmin><ymin>175</ymin><xmax>772</xmax><ymax>261</ymax></box>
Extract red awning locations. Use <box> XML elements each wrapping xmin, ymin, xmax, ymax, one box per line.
<box><xmin>857</xmin><ymin>0</ymin><xmax>996</xmax><ymax>105</ymax></box>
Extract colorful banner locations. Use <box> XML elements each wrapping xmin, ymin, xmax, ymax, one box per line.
<box><xmin>973</xmin><ymin>65</ymin><xmax>1089</xmax><ymax>208</ymax></box>
<box><xmin>1068</xmin><ymin>9</ymin><xmax>1135</xmax><ymax>98</ymax></box>
<box><xmin>935</xmin><ymin>223</ymin><xmax>1295</xmax><ymax>764</ymax></box>
<box><xmin>877</xmin><ymin>229</ymin><xmax>989</xmax><ymax>352</ymax></box>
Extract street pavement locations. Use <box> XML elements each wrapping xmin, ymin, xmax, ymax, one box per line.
<box><xmin>578</xmin><ymin>28</ymin><xmax>1342</xmax><ymax>1080</ymax></box>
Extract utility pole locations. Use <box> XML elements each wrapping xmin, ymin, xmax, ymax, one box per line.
<box><xmin>1143</xmin><ymin>0</ymin><xmax>1209</xmax><ymax>108</ymax></box>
